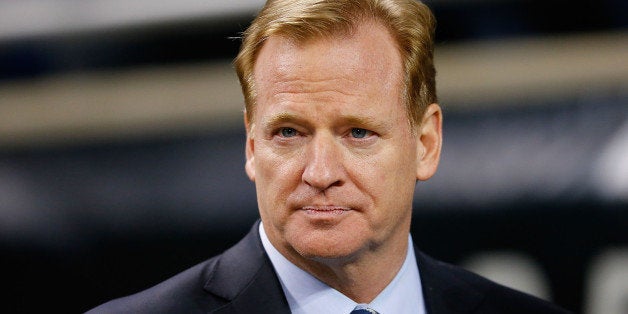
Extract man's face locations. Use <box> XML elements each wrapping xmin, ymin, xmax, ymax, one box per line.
<box><xmin>245</xmin><ymin>21</ymin><xmax>440</xmax><ymax>265</ymax></box>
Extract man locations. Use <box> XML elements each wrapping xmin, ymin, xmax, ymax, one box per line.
<box><xmin>87</xmin><ymin>0</ymin><xmax>571</xmax><ymax>313</ymax></box>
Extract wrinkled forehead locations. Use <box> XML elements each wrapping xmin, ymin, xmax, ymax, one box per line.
<box><xmin>265</xmin><ymin>34</ymin><xmax>398</xmax><ymax>77</ymax></box>
<box><xmin>254</xmin><ymin>21</ymin><xmax>403</xmax><ymax>95</ymax></box>
<box><xmin>249</xmin><ymin>23</ymin><xmax>407</xmax><ymax>132</ymax></box>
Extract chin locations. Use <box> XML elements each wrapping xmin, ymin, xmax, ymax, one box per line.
<box><xmin>287</xmin><ymin>225</ymin><xmax>368</xmax><ymax>262</ymax></box>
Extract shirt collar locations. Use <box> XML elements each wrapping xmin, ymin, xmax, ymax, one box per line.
<box><xmin>259</xmin><ymin>222</ymin><xmax>426</xmax><ymax>314</ymax></box>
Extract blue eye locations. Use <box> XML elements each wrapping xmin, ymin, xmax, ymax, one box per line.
<box><xmin>351</xmin><ymin>128</ymin><xmax>369</xmax><ymax>138</ymax></box>
<box><xmin>280</xmin><ymin>127</ymin><xmax>297</xmax><ymax>137</ymax></box>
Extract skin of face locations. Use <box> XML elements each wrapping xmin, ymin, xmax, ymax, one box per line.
<box><xmin>244</xmin><ymin>19</ymin><xmax>442</xmax><ymax>290</ymax></box>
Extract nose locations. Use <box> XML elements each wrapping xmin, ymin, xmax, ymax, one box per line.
<box><xmin>302</xmin><ymin>133</ymin><xmax>344</xmax><ymax>191</ymax></box>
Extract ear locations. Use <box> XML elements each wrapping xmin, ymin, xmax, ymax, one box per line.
<box><xmin>416</xmin><ymin>103</ymin><xmax>443</xmax><ymax>181</ymax></box>
<box><xmin>244</xmin><ymin>111</ymin><xmax>256</xmax><ymax>182</ymax></box>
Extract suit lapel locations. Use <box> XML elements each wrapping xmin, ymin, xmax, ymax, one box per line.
<box><xmin>416</xmin><ymin>249</ymin><xmax>485</xmax><ymax>313</ymax></box>
<box><xmin>204</xmin><ymin>221</ymin><xmax>291</xmax><ymax>314</ymax></box>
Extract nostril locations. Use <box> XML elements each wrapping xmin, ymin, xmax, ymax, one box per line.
<box><xmin>330</xmin><ymin>180</ymin><xmax>342</xmax><ymax>187</ymax></box>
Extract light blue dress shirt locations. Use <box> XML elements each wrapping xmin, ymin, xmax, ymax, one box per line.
<box><xmin>260</xmin><ymin>223</ymin><xmax>426</xmax><ymax>314</ymax></box>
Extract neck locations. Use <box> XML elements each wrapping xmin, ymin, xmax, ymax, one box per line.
<box><xmin>286</xmin><ymin>231</ymin><xmax>409</xmax><ymax>303</ymax></box>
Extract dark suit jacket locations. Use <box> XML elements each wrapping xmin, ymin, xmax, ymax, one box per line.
<box><xmin>86</xmin><ymin>221</ymin><xmax>571</xmax><ymax>313</ymax></box>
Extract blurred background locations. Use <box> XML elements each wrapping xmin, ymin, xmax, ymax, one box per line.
<box><xmin>1</xmin><ymin>0</ymin><xmax>626</xmax><ymax>313</ymax></box>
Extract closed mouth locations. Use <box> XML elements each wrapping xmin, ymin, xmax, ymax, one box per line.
<box><xmin>301</xmin><ymin>206</ymin><xmax>351</xmax><ymax>214</ymax></box>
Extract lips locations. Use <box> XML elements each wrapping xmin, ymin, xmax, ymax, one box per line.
<box><xmin>301</xmin><ymin>205</ymin><xmax>351</xmax><ymax>215</ymax></box>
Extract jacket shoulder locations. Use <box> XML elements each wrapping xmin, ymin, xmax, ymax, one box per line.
<box><xmin>85</xmin><ymin>256</ymin><xmax>224</xmax><ymax>314</ymax></box>
<box><xmin>417</xmin><ymin>251</ymin><xmax>573</xmax><ymax>313</ymax></box>
<box><xmin>85</xmin><ymin>221</ymin><xmax>289</xmax><ymax>314</ymax></box>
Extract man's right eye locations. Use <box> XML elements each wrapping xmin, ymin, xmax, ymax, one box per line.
<box><xmin>279</xmin><ymin>127</ymin><xmax>298</xmax><ymax>138</ymax></box>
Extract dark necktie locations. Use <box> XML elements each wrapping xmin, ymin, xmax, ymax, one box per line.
<box><xmin>350</xmin><ymin>305</ymin><xmax>380</xmax><ymax>314</ymax></box>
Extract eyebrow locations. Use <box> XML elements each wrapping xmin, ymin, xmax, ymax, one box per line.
<box><xmin>262</xmin><ymin>112</ymin><xmax>390</xmax><ymax>131</ymax></box>
<box><xmin>341</xmin><ymin>115</ymin><xmax>388</xmax><ymax>130</ymax></box>
<box><xmin>262</xmin><ymin>112</ymin><xmax>304</xmax><ymax>130</ymax></box>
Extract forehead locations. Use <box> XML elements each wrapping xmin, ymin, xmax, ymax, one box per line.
<box><xmin>252</xmin><ymin>20</ymin><xmax>404</xmax><ymax>104</ymax></box>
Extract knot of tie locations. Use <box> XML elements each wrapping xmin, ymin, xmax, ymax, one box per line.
<box><xmin>350</xmin><ymin>304</ymin><xmax>380</xmax><ymax>314</ymax></box>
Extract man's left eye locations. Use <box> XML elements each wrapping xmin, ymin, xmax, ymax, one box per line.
<box><xmin>351</xmin><ymin>128</ymin><xmax>370</xmax><ymax>138</ymax></box>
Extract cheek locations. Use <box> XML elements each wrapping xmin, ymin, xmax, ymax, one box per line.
<box><xmin>369</xmin><ymin>146</ymin><xmax>416</xmax><ymax>184</ymax></box>
<box><xmin>359</xmin><ymin>146</ymin><xmax>418</xmax><ymax>209</ymax></box>
<box><xmin>264</xmin><ymin>153</ymin><xmax>303</xmax><ymax>177</ymax></box>
<box><xmin>255</xmin><ymin>149</ymin><xmax>303</xmax><ymax>200</ymax></box>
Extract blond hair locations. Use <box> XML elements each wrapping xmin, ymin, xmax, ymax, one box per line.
<box><xmin>234</xmin><ymin>0</ymin><xmax>436</xmax><ymax>128</ymax></box>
